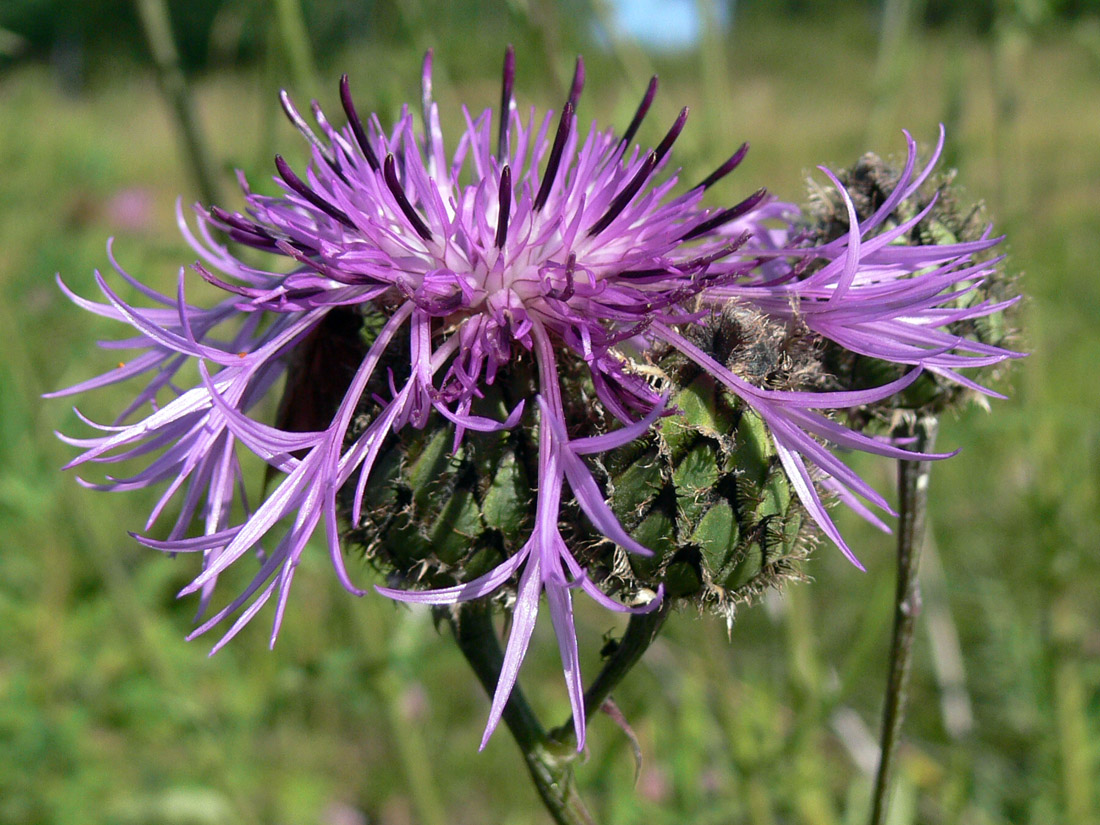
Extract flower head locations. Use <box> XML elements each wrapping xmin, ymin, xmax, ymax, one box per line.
<box><xmin>52</xmin><ymin>48</ymin><xmax>1020</xmax><ymax>749</ymax></box>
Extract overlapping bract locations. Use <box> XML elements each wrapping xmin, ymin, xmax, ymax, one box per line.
<box><xmin>52</xmin><ymin>49</ymin><xmax>1019</xmax><ymax>748</ymax></box>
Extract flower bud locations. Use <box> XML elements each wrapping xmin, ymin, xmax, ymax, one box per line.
<box><xmin>809</xmin><ymin>152</ymin><xmax>1021</xmax><ymax>417</ymax></box>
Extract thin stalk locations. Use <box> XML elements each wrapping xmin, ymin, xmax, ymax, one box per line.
<box><xmin>443</xmin><ymin>603</ymin><xmax>595</xmax><ymax>825</ymax></box>
<box><xmin>869</xmin><ymin>414</ymin><xmax>938</xmax><ymax>825</ymax></box>
<box><xmin>550</xmin><ymin>599</ymin><xmax>671</xmax><ymax>746</ymax></box>
<box><xmin>132</xmin><ymin>0</ymin><xmax>221</xmax><ymax>207</ymax></box>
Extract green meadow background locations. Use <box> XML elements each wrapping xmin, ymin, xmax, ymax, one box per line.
<box><xmin>2</xmin><ymin>1</ymin><xmax>1098</xmax><ymax>823</ymax></box>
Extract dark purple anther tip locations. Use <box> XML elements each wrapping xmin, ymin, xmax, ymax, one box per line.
<box><xmin>680</xmin><ymin>187</ymin><xmax>768</xmax><ymax>241</ymax></box>
<box><xmin>495</xmin><ymin>166</ymin><xmax>512</xmax><ymax>249</ymax></box>
<box><xmin>275</xmin><ymin>155</ymin><xmax>354</xmax><ymax>228</ymax></box>
<box><xmin>557</xmin><ymin>253</ymin><xmax>577</xmax><ymax>302</ymax></box>
<box><xmin>587</xmin><ymin>152</ymin><xmax>657</xmax><ymax>237</ymax></box>
<box><xmin>567</xmin><ymin>56</ymin><xmax>585</xmax><ymax>110</ymax></box>
<box><xmin>383</xmin><ymin>154</ymin><xmax>434</xmax><ymax>242</ymax></box>
<box><xmin>340</xmin><ymin>75</ymin><xmax>381</xmax><ymax>172</ymax></box>
<box><xmin>589</xmin><ymin>108</ymin><xmax>687</xmax><ymax>237</ymax></box>
<box><xmin>695</xmin><ymin>143</ymin><xmax>750</xmax><ymax>192</ymax></box>
<box><xmin>534</xmin><ymin>101</ymin><xmax>574</xmax><ymax>212</ymax></box>
<box><xmin>654</xmin><ymin>107</ymin><xmax>688</xmax><ymax>165</ymax></box>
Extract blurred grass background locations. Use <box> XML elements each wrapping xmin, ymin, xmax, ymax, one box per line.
<box><xmin>2</xmin><ymin>0</ymin><xmax>1099</xmax><ymax>823</ymax></box>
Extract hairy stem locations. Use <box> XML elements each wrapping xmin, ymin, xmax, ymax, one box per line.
<box><xmin>870</xmin><ymin>414</ymin><xmax>938</xmax><ymax>825</ymax></box>
<box><xmin>443</xmin><ymin>603</ymin><xmax>595</xmax><ymax>825</ymax></box>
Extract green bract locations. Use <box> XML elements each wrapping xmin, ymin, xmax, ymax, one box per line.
<box><xmin>346</xmin><ymin>305</ymin><xmax>817</xmax><ymax>620</ymax></box>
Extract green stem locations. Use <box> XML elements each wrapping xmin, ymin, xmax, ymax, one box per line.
<box><xmin>132</xmin><ymin>0</ymin><xmax>221</xmax><ymax>207</ymax></box>
<box><xmin>271</xmin><ymin>0</ymin><xmax>319</xmax><ymax>100</ymax></box>
<box><xmin>869</xmin><ymin>415</ymin><xmax>938</xmax><ymax>825</ymax></box>
<box><xmin>443</xmin><ymin>603</ymin><xmax>595</xmax><ymax>825</ymax></box>
<box><xmin>550</xmin><ymin>599</ymin><xmax>671</xmax><ymax>745</ymax></box>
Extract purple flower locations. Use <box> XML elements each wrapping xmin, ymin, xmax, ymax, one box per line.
<box><xmin>51</xmin><ymin>48</ymin><xmax>1019</xmax><ymax>749</ymax></box>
